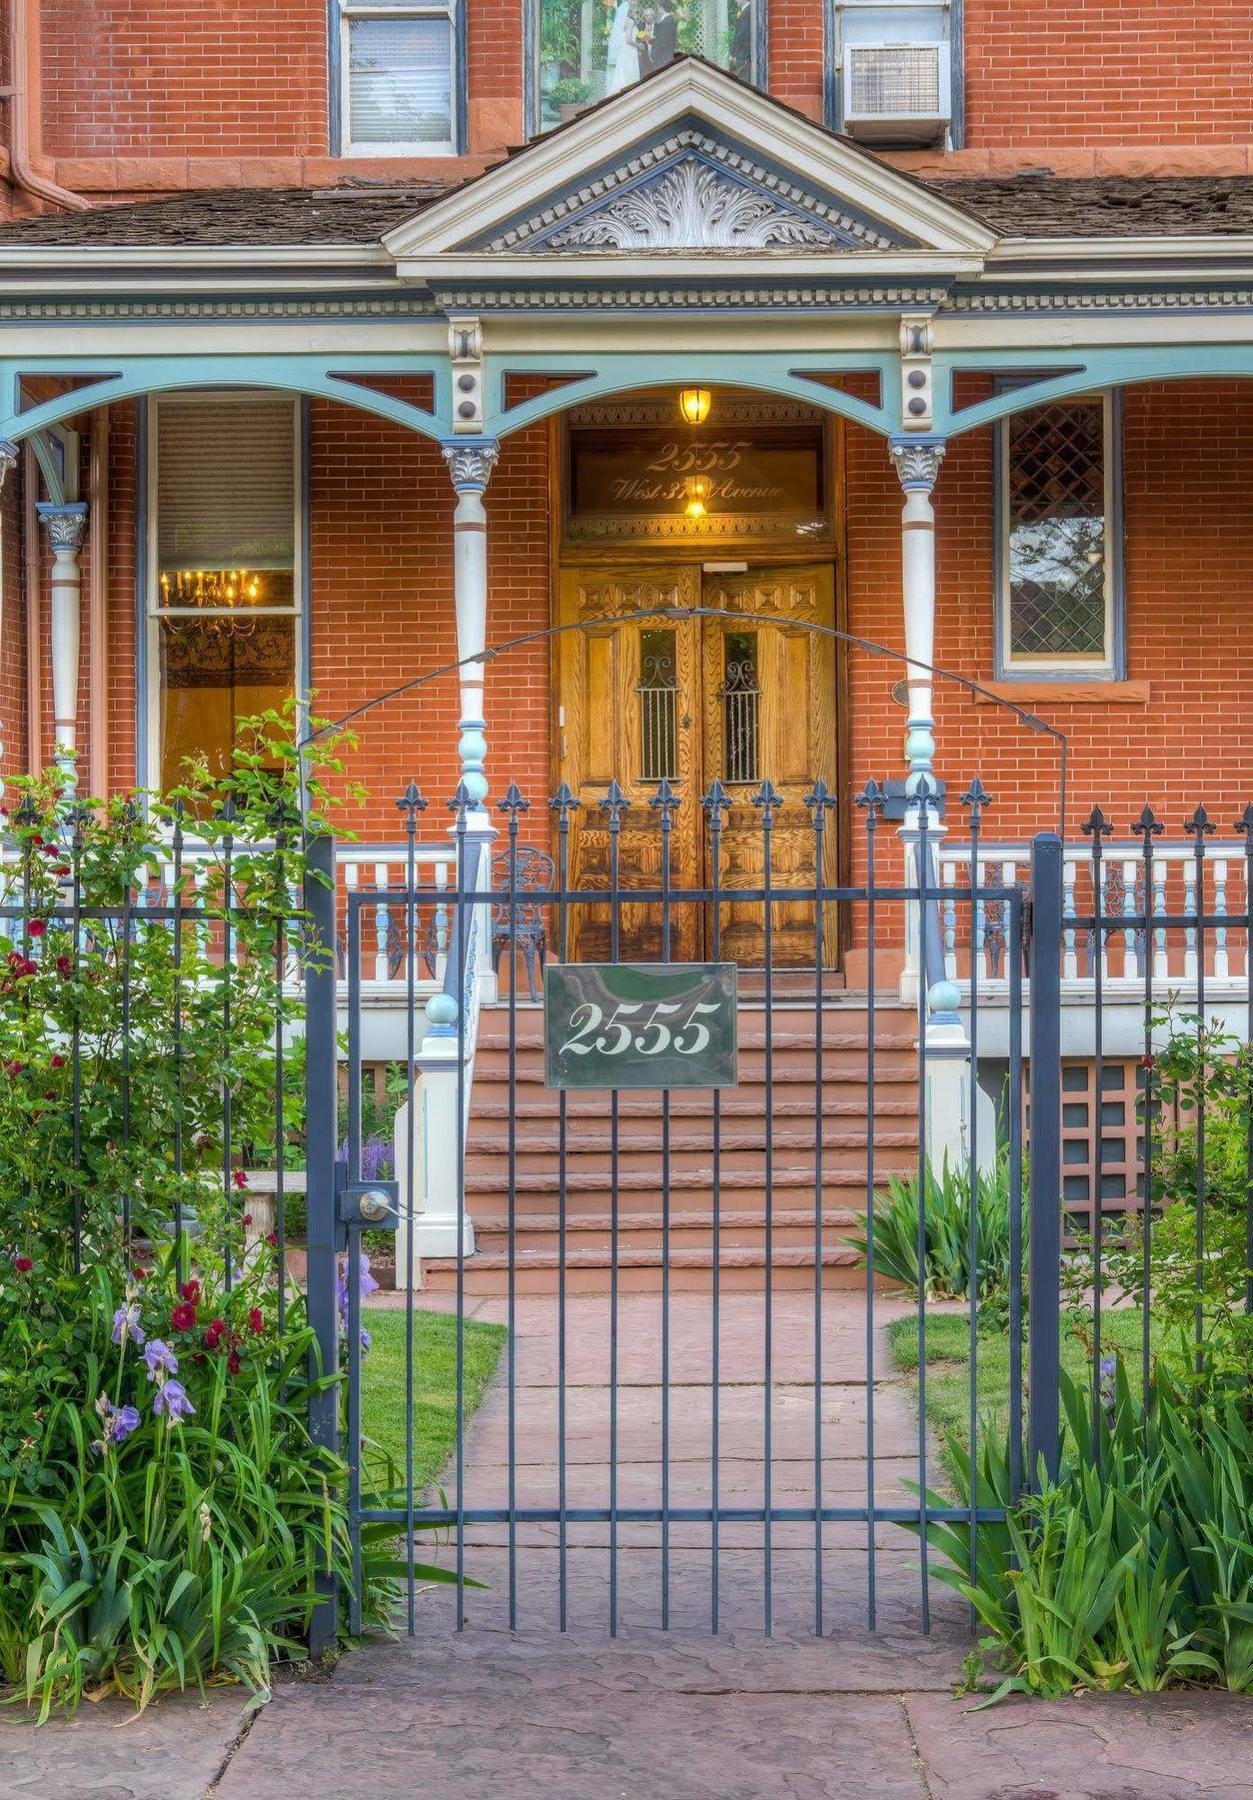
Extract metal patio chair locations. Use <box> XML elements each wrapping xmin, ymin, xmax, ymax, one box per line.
<box><xmin>491</xmin><ymin>845</ymin><xmax>554</xmax><ymax>1001</ymax></box>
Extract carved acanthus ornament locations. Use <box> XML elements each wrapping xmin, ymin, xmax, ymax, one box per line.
<box><xmin>37</xmin><ymin>502</ymin><xmax>90</xmax><ymax>551</ymax></box>
<box><xmin>889</xmin><ymin>441</ymin><xmax>946</xmax><ymax>492</ymax></box>
<box><xmin>0</xmin><ymin>441</ymin><xmax>18</xmax><ymax>492</ymax></box>
<box><xmin>442</xmin><ymin>442</ymin><xmax>499</xmax><ymax>493</ymax></box>
<box><xmin>545</xmin><ymin>160</ymin><xmax>846</xmax><ymax>253</ymax></box>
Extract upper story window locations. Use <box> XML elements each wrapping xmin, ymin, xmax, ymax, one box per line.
<box><xmin>996</xmin><ymin>396</ymin><xmax>1123</xmax><ymax>681</ymax></box>
<box><xmin>149</xmin><ymin>395</ymin><xmax>300</xmax><ymax>793</ymax></box>
<box><xmin>533</xmin><ymin>0</ymin><xmax>762</xmax><ymax>134</ymax></box>
<box><xmin>340</xmin><ymin>0</ymin><xmax>457</xmax><ymax>154</ymax></box>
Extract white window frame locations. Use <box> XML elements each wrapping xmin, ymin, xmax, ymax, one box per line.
<box><xmin>145</xmin><ymin>393</ymin><xmax>304</xmax><ymax>791</ymax></box>
<box><xmin>995</xmin><ymin>391</ymin><xmax>1123</xmax><ymax>682</ymax></box>
<box><xmin>340</xmin><ymin>1</ymin><xmax>458</xmax><ymax>157</ymax></box>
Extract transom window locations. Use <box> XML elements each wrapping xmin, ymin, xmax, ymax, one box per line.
<box><xmin>149</xmin><ymin>394</ymin><xmax>300</xmax><ymax>794</ymax></box>
<box><xmin>533</xmin><ymin>0</ymin><xmax>761</xmax><ymax>133</ymax></box>
<box><xmin>340</xmin><ymin>0</ymin><xmax>457</xmax><ymax>154</ymax></box>
<box><xmin>996</xmin><ymin>395</ymin><xmax>1122</xmax><ymax>679</ymax></box>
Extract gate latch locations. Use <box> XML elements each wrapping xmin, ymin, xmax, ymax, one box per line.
<box><xmin>335</xmin><ymin>1165</ymin><xmax>401</xmax><ymax>1231</ymax></box>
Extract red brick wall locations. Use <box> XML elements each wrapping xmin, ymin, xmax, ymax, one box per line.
<box><xmin>963</xmin><ymin>1</ymin><xmax>1253</xmax><ymax>152</ymax></box>
<box><xmin>29</xmin><ymin>0</ymin><xmax>1253</xmax><ymax>188</ymax></box>
<box><xmin>307</xmin><ymin>404</ymin><xmax>550</xmax><ymax>841</ymax></box>
<box><xmin>40</xmin><ymin>0</ymin><xmax>328</xmax><ymax>162</ymax></box>
<box><xmin>844</xmin><ymin>381</ymin><xmax>1253</xmax><ymax>876</ymax></box>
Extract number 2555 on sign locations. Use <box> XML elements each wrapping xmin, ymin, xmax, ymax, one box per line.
<box><xmin>543</xmin><ymin>963</ymin><xmax>738</xmax><ymax>1091</ymax></box>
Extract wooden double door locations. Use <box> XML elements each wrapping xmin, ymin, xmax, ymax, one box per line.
<box><xmin>556</xmin><ymin>563</ymin><xmax>839</xmax><ymax>967</ymax></box>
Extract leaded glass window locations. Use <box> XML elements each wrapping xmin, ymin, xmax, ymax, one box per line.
<box><xmin>637</xmin><ymin>628</ymin><xmax>678</xmax><ymax>781</ymax></box>
<box><xmin>534</xmin><ymin>0</ymin><xmax>760</xmax><ymax>134</ymax></box>
<box><xmin>999</xmin><ymin>397</ymin><xmax>1118</xmax><ymax>676</ymax></box>
<box><xmin>720</xmin><ymin>630</ymin><xmax>760</xmax><ymax>784</ymax></box>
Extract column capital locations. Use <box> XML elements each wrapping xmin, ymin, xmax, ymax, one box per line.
<box><xmin>0</xmin><ymin>441</ymin><xmax>18</xmax><ymax>492</ymax></box>
<box><xmin>36</xmin><ymin>499</ymin><xmax>89</xmax><ymax>551</ymax></box>
<box><xmin>889</xmin><ymin>437</ymin><xmax>946</xmax><ymax>493</ymax></box>
<box><xmin>442</xmin><ymin>439</ymin><xmax>499</xmax><ymax>495</ymax></box>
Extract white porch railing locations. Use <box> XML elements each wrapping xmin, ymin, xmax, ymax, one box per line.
<box><xmin>940</xmin><ymin>837</ymin><xmax>1253</xmax><ymax>992</ymax></box>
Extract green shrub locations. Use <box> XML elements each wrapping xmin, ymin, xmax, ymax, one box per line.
<box><xmin>912</xmin><ymin>1361</ymin><xmax>1253</xmax><ymax>1701</ymax></box>
<box><xmin>1096</xmin><ymin>1010</ymin><xmax>1253</xmax><ymax>1383</ymax></box>
<box><xmin>846</xmin><ymin>1144</ymin><xmax>1022</xmax><ymax>1303</ymax></box>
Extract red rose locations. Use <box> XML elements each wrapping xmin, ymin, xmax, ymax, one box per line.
<box><xmin>49</xmin><ymin>1055</ymin><xmax>64</xmax><ymax>1071</ymax></box>
<box><xmin>205</xmin><ymin>1317</ymin><xmax>226</xmax><ymax>1350</ymax></box>
<box><xmin>20</xmin><ymin>960</ymin><xmax>35</xmax><ymax>979</ymax></box>
<box><xmin>53</xmin><ymin>866</ymin><xmax>70</xmax><ymax>878</ymax></box>
<box><xmin>232</xmin><ymin>1170</ymin><xmax>247</xmax><ymax>1191</ymax></box>
<box><xmin>227</xmin><ymin>1349</ymin><xmax>242</xmax><ymax>1376</ymax></box>
<box><xmin>241</xmin><ymin>1214</ymin><xmax>253</xmax><ymax>1227</ymax></box>
<box><xmin>131</xmin><ymin>1266</ymin><xmax>147</xmax><ymax>1282</ymax></box>
<box><xmin>170</xmin><ymin>1301</ymin><xmax>197</xmax><ymax>1332</ymax></box>
<box><xmin>27</xmin><ymin>919</ymin><xmax>47</xmax><ymax>938</ymax></box>
<box><xmin>180</xmin><ymin>1279</ymin><xmax>201</xmax><ymax>1305</ymax></box>
<box><xmin>7</xmin><ymin>950</ymin><xmax>23</xmax><ymax>969</ymax></box>
<box><xmin>248</xmin><ymin>1307</ymin><xmax>264</xmax><ymax>1335</ymax></box>
<box><xmin>4</xmin><ymin>1060</ymin><xmax>24</xmax><ymax>1078</ymax></box>
<box><xmin>55</xmin><ymin>955</ymin><xmax>72</xmax><ymax>978</ymax></box>
<box><xmin>12</xmin><ymin>1255</ymin><xmax>33</xmax><ymax>1273</ymax></box>
<box><xmin>266</xmin><ymin>1232</ymin><xmax>278</xmax><ymax>1247</ymax></box>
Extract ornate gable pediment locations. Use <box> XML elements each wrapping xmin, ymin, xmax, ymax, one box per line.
<box><xmin>383</xmin><ymin>59</ymin><xmax>996</xmax><ymax>269</ymax></box>
<box><xmin>483</xmin><ymin>138</ymin><xmax>895</xmax><ymax>255</ymax></box>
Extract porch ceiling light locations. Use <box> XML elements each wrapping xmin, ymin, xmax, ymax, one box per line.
<box><xmin>678</xmin><ymin>388</ymin><xmax>712</xmax><ymax>427</ymax></box>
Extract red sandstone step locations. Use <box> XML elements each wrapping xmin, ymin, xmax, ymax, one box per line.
<box><xmin>419</xmin><ymin>1242</ymin><xmax>867</xmax><ymax>1297</ymax></box>
<box><xmin>465</xmin><ymin>1207</ymin><xmax>863</xmax><ymax>1257</ymax></box>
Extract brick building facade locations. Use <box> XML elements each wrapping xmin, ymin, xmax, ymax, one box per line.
<box><xmin>0</xmin><ymin>11</ymin><xmax>1251</xmax><ymax>995</ymax></box>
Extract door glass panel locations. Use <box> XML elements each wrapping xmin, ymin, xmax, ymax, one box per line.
<box><xmin>637</xmin><ymin>627</ymin><xmax>678</xmax><ymax>782</ymax></box>
<box><xmin>720</xmin><ymin>630</ymin><xmax>760</xmax><ymax>784</ymax></box>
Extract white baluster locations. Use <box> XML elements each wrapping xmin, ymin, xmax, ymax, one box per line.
<box><xmin>344</xmin><ymin>861</ymin><xmax>359</xmax><ymax>983</ymax></box>
<box><xmin>1154</xmin><ymin>856</ymin><xmax>1168</xmax><ymax>980</ymax></box>
<box><xmin>942</xmin><ymin>855</ymin><xmax>957</xmax><ymax>981</ymax></box>
<box><xmin>1214</xmin><ymin>855</ymin><xmax>1229</xmax><ymax>980</ymax></box>
<box><xmin>374</xmin><ymin>860</ymin><xmax>390</xmax><ymax>983</ymax></box>
<box><xmin>434</xmin><ymin>858</ymin><xmax>450</xmax><ymax>976</ymax></box>
<box><xmin>1184</xmin><ymin>856</ymin><xmax>1197</xmax><ymax>983</ymax></box>
<box><xmin>1122</xmin><ymin>858</ymin><xmax>1137</xmax><ymax>978</ymax></box>
<box><xmin>1063</xmin><ymin>857</ymin><xmax>1078</xmax><ymax>980</ymax></box>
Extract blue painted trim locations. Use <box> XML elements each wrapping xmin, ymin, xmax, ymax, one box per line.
<box><xmin>934</xmin><ymin>344</ymin><xmax>1253</xmax><ymax>437</ymax></box>
<box><xmin>300</xmin><ymin>397</ymin><xmax>313</xmax><ymax>716</ymax></box>
<box><xmin>822</xmin><ymin>0</ymin><xmax>838</xmax><ymax>129</ymax></box>
<box><xmin>134</xmin><ymin>399</ymin><xmax>149</xmax><ymax>793</ymax></box>
<box><xmin>327</xmin><ymin>0</ymin><xmax>342</xmax><ymax>153</ymax></box>
<box><xmin>454</xmin><ymin>0</ymin><xmax>468</xmax><ymax>155</ymax></box>
<box><xmin>993</xmin><ymin>388</ymin><xmax>1125</xmax><ymax>682</ymax></box>
<box><xmin>0</xmin><ymin>356</ymin><xmax>453</xmax><ymax>446</ymax></box>
<box><xmin>950</xmin><ymin>0</ymin><xmax>965</xmax><ymax>150</ymax></box>
<box><xmin>485</xmin><ymin>351</ymin><xmax>898</xmax><ymax>439</ymax></box>
<box><xmin>523</xmin><ymin>0</ymin><xmax>536</xmax><ymax>139</ymax></box>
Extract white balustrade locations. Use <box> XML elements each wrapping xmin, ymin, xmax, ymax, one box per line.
<box><xmin>939</xmin><ymin>837</ymin><xmax>1253</xmax><ymax>993</ymax></box>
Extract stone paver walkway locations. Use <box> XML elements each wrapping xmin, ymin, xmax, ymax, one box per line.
<box><xmin>3</xmin><ymin>1289</ymin><xmax>1249</xmax><ymax>1800</ymax></box>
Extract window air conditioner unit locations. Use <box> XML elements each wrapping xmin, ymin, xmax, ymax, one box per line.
<box><xmin>842</xmin><ymin>42</ymin><xmax>951</xmax><ymax>146</ymax></box>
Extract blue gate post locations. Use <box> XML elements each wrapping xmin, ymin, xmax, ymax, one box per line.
<box><xmin>1028</xmin><ymin>832</ymin><xmax>1063</xmax><ymax>1483</ymax></box>
<box><xmin>304</xmin><ymin>829</ymin><xmax>341</xmax><ymax>1654</ymax></box>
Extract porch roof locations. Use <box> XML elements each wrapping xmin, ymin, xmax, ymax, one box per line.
<box><xmin>3</xmin><ymin>173</ymin><xmax>1253</xmax><ymax>251</ymax></box>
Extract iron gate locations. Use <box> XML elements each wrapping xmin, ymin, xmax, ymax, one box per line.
<box><xmin>303</xmin><ymin>780</ymin><xmax>1059</xmax><ymax>1648</ymax></box>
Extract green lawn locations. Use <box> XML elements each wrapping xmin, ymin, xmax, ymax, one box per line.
<box><xmin>886</xmin><ymin>1307</ymin><xmax>1161</xmax><ymax>1487</ymax></box>
<box><xmin>359</xmin><ymin>1308</ymin><xmax>506</xmax><ymax>1493</ymax></box>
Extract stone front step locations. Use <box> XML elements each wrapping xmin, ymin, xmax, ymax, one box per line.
<box><xmin>419</xmin><ymin>1242</ymin><xmax>867</xmax><ymax>1297</ymax></box>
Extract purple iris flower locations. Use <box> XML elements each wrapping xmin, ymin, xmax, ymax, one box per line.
<box><xmin>113</xmin><ymin>1404</ymin><xmax>141</xmax><ymax>1442</ymax></box>
<box><xmin>111</xmin><ymin>1302</ymin><xmax>146</xmax><ymax>1347</ymax></box>
<box><xmin>335</xmin><ymin>1252</ymin><xmax>378</xmax><ymax>1355</ymax></box>
<box><xmin>1098</xmin><ymin>1353</ymin><xmax>1118</xmax><ymax>1424</ymax></box>
<box><xmin>91</xmin><ymin>1398</ymin><xmax>142</xmax><ymax>1454</ymax></box>
<box><xmin>152</xmin><ymin>1379</ymin><xmax>195</xmax><ymax>1422</ymax></box>
<box><xmin>143</xmin><ymin>1339</ymin><xmax>179</xmax><ymax>1381</ymax></box>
